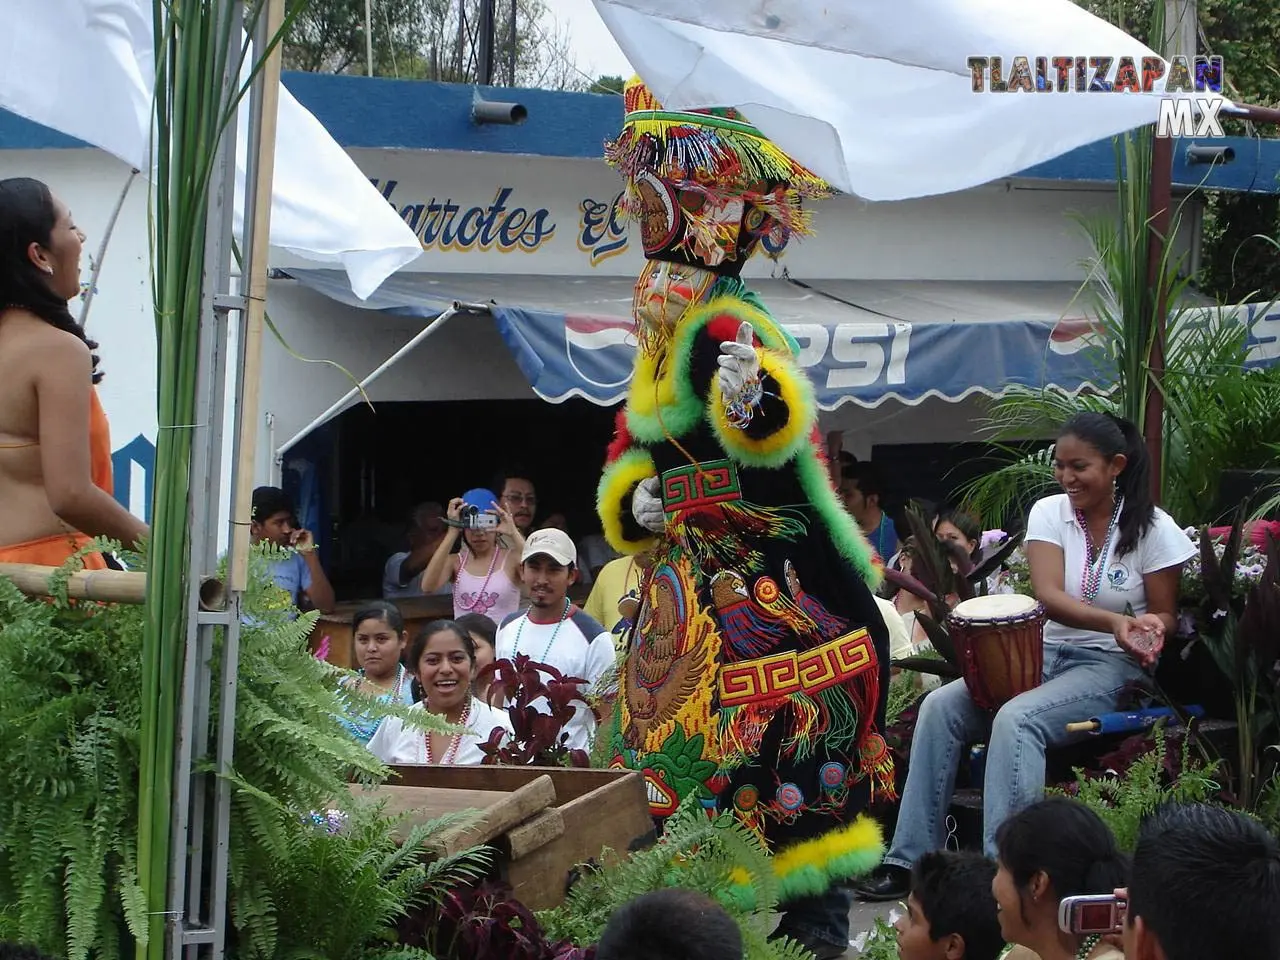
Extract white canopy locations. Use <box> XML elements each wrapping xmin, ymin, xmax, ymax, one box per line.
<box><xmin>592</xmin><ymin>0</ymin><xmax>1231</xmax><ymax>201</ymax></box>
<box><xmin>0</xmin><ymin>0</ymin><xmax>421</xmax><ymax>298</ymax></box>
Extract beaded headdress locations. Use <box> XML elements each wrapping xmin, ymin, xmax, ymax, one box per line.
<box><xmin>606</xmin><ymin>77</ymin><xmax>830</xmax><ymax>275</ymax></box>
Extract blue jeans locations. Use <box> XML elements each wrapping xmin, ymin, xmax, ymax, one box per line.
<box><xmin>778</xmin><ymin>886</ymin><xmax>853</xmax><ymax>950</ymax></box>
<box><xmin>884</xmin><ymin>640</ymin><xmax>1145</xmax><ymax>866</ymax></box>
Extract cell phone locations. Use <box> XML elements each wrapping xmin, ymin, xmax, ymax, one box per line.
<box><xmin>1058</xmin><ymin>894</ymin><xmax>1124</xmax><ymax>935</ymax></box>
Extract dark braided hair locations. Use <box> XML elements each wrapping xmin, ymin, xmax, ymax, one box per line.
<box><xmin>1058</xmin><ymin>411</ymin><xmax>1154</xmax><ymax>556</ymax></box>
<box><xmin>0</xmin><ymin>178</ymin><xmax>101</xmax><ymax>382</ymax></box>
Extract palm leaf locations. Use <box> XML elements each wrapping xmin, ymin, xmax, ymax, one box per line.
<box><xmin>969</xmin><ymin>532</ymin><xmax>1026</xmax><ymax>584</ymax></box>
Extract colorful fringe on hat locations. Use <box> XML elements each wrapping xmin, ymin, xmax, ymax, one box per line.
<box><xmin>605</xmin><ymin>77</ymin><xmax>831</xmax><ymax>242</ymax></box>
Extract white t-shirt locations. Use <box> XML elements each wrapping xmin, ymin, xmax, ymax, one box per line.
<box><xmin>495</xmin><ymin>606</ymin><xmax>618</xmax><ymax>752</ymax></box>
<box><xmin>1024</xmin><ymin>494</ymin><xmax>1196</xmax><ymax>651</ymax></box>
<box><xmin>366</xmin><ymin>698</ymin><xmax>513</xmax><ymax>765</ymax></box>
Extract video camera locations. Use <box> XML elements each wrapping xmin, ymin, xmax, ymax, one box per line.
<box><xmin>459</xmin><ymin>502</ymin><xmax>499</xmax><ymax>530</ymax></box>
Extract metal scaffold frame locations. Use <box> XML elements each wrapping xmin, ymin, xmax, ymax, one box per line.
<box><xmin>164</xmin><ymin>3</ymin><xmax>278</xmax><ymax>957</ymax></box>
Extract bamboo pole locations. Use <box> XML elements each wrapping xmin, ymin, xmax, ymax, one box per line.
<box><xmin>228</xmin><ymin>0</ymin><xmax>286</xmax><ymax>595</ymax></box>
<box><xmin>0</xmin><ymin>563</ymin><xmax>147</xmax><ymax>604</ymax></box>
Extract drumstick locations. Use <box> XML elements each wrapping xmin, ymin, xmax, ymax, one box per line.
<box><xmin>1065</xmin><ymin>705</ymin><xmax>1205</xmax><ymax>736</ymax></box>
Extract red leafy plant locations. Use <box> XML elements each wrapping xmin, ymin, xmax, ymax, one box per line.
<box><xmin>477</xmin><ymin>654</ymin><xmax>592</xmax><ymax>767</ymax></box>
<box><xmin>403</xmin><ymin>879</ymin><xmax>593</xmax><ymax>960</ymax></box>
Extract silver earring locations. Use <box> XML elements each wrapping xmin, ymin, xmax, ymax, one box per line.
<box><xmin>42</xmin><ymin>265</ymin><xmax>53</xmax><ymax>276</ymax></box>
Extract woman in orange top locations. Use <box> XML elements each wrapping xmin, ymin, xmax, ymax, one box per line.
<box><xmin>0</xmin><ymin>178</ymin><xmax>147</xmax><ymax>567</ymax></box>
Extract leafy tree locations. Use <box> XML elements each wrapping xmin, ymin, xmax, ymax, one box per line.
<box><xmin>1076</xmin><ymin>0</ymin><xmax>1280</xmax><ymax>302</ymax></box>
<box><xmin>589</xmin><ymin>74</ymin><xmax>625</xmax><ymax>95</ymax></box>
<box><xmin>284</xmin><ymin>0</ymin><xmax>590</xmax><ymax>90</ymax></box>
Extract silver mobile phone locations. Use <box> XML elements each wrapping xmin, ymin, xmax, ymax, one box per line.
<box><xmin>1058</xmin><ymin>894</ymin><xmax>1124</xmax><ymax>935</ymax></box>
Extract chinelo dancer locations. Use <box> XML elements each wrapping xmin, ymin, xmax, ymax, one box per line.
<box><xmin>596</xmin><ymin>78</ymin><xmax>893</xmax><ymax>959</ymax></box>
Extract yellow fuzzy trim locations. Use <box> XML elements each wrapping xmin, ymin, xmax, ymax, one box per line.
<box><xmin>773</xmin><ymin>815</ymin><xmax>885</xmax><ymax>901</ymax></box>
<box><xmin>597</xmin><ymin>449</ymin><xmax>660</xmax><ymax>555</ymax></box>
<box><xmin>708</xmin><ymin>350</ymin><xmax>816</xmax><ymax>470</ymax></box>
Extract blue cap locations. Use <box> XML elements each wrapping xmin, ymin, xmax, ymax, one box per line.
<box><xmin>461</xmin><ymin>488</ymin><xmax>499</xmax><ymax>512</ymax></box>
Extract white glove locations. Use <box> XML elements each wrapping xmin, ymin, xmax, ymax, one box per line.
<box><xmin>717</xmin><ymin>321</ymin><xmax>760</xmax><ymax>398</ymax></box>
<box><xmin>631</xmin><ymin>477</ymin><xmax>665</xmax><ymax>533</ymax></box>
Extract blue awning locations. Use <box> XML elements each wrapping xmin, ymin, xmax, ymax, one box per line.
<box><xmin>280</xmin><ymin>269</ymin><xmax>1271</xmax><ymax>410</ymax></box>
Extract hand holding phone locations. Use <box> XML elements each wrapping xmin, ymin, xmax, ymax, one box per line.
<box><xmin>1058</xmin><ymin>894</ymin><xmax>1124</xmax><ymax>935</ymax></box>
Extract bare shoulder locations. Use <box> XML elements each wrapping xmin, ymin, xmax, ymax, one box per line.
<box><xmin>14</xmin><ymin>317</ymin><xmax>92</xmax><ymax>373</ymax></box>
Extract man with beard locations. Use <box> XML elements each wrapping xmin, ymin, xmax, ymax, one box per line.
<box><xmin>494</xmin><ymin>528</ymin><xmax>617</xmax><ymax>751</ymax></box>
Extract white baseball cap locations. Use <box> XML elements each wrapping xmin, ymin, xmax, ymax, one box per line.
<box><xmin>520</xmin><ymin>528</ymin><xmax>577</xmax><ymax>566</ymax></box>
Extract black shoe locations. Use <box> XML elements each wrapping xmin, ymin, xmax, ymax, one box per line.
<box><xmin>851</xmin><ymin>864</ymin><xmax>910</xmax><ymax>902</ymax></box>
<box><xmin>768</xmin><ymin>926</ymin><xmax>847</xmax><ymax>960</ymax></box>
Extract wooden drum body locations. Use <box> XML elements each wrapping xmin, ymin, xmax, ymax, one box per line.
<box><xmin>946</xmin><ymin>594</ymin><xmax>1046</xmax><ymax>710</ymax></box>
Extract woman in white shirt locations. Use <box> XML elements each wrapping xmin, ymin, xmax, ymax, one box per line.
<box><xmin>856</xmin><ymin>412</ymin><xmax>1194</xmax><ymax>903</ymax></box>
<box><xmin>367</xmin><ymin>619</ymin><xmax>512</xmax><ymax>765</ymax></box>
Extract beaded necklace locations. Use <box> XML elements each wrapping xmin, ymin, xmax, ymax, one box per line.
<box><xmin>1075</xmin><ymin>496</ymin><xmax>1123</xmax><ymax>604</ymax></box>
<box><xmin>453</xmin><ymin>544</ymin><xmax>501</xmax><ymax>612</ymax></box>
<box><xmin>339</xmin><ymin>664</ymin><xmax>406</xmax><ymax>744</ymax></box>
<box><xmin>423</xmin><ymin>696</ymin><xmax>473</xmax><ymax>764</ymax></box>
<box><xmin>1075</xmin><ymin>933</ymin><xmax>1102</xmax><ymax>960</ymax></box>
<box><xmin>514</xmin><ymin>597</ymin><xmax>571</xmax><ymax>664</ymax></box>
<box><xmin>358</xmin><ymin>662</ymin><xmax>405</xmax><ymax>699</ymax></box>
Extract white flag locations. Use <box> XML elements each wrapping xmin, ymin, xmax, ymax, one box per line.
<box><xmin>0</xmin><ymin>0</ymin><xmax>421</xmax><ymax>298</ymax></box>
<box><xmin>592</xmin><ymin>0</ymin><xmax>1232</xmax><ymax>201</ymax></box>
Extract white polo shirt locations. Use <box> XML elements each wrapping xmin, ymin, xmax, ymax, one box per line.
<box><xmin>1025</xmin><ymin>494</ymin><xmax>1196</xmax><ymax>651</ymax></box>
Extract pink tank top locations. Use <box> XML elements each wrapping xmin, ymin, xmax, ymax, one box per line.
<box><xmin>453</xmin><ymin>548</ymin><xmax>521</xmax><ymax>626</ymax></box>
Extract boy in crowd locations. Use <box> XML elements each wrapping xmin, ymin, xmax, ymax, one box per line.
<box><xmin>248</xmin><ymin>485</ymin><xmax>335</xmax><ymax>615</ymax></box>
<box><xmin>595</xmin><ymin>889</ymin><xmax>743</xmax><ymax>960</ymax></box>
<box><xmin>494</xmin><ymin>528</ymin><xmax>617</xmax><ymax>751</ymax></box>
<box><xmin>840</xmin><ymin>462</ymin><xmax>899</xmax><ymax>559</ymax></box>
<box><xmin>895</xmin><ymin>851</ymin><xmax>1006</xmax><ymax>960</ymax></box>
<box><xmin>1122</xmin><ymin>803</ymin><xmax>1280</xmax><ymax>960</ymax></box>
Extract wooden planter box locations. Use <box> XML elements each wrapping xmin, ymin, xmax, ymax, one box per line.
<box><xmin>350</xmin><ymin>765</ymin><xmax>654</xmax><ymax>911</ymax></box>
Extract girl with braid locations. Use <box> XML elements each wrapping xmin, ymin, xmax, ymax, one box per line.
<box><xmin>0</xmin><ymin>178</ymin><xmax>146</xmax><ymax>567</ymax></box>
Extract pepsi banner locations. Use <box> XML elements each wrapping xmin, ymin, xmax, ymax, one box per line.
<box><xmin>282</xmin><ymin>269</ymin><xmax>1278</xmax><ymax>410</ymax></box>
<box><xmin>491</xmin><ymin>305</ymin><xmax>1116</xmax><ymax>408</ymax></box>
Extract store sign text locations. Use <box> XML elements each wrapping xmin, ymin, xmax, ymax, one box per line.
<box><xmin>373</xmin><ymin>180</ymin><xmax>556</xmax><ymax>253</ymax></box>
<box><xmin>577</xmin><ymin>192</ymin><xmax>630</xmax><ymax>265</ymax></box>
<box><xmin>788</xmin><ymin>322</ymin><xmax>912</xmax><ymax>389</ymax></box>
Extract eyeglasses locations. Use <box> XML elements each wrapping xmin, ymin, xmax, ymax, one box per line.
<box><xmin>503</xmin><ymin>493</ymin><xmax>537</xmax><ymax>506</ymax></box>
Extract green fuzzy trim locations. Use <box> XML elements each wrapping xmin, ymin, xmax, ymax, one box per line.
<box><xmin>625</xmin><ymin>313</ymin><xmax>706</xmax><ymax>443</ymax></box>
<box><xmin>627</xmin><ymin>286</ymin><xmax>795</xmax><ymax>444</ymax></box>
<box><xmin>776</xmin><ymin>846</ymin><xmax>885</xmax><ymax>903</ymax></box>
<box><xmin>825</xmin><ymin>845</ymin><xmax>889</xmax><ymax>885</ymax></box>
<box><xmin>720</xmin><ymin>880</ymin><xmax>760</xmax><ymax>913</ymax></box>
<box><xmin>794</xmin><ymin>446</ymin><xmax>882</xmax><ymax>588</ymax></box>
<box><xmin>713</xmin><ymin>276</ymin><xmax>801</xmax><ymax>357</ymax></box>
<box><xmin>776</xmin><ymin>864</ymin><xmax>831</xmax><ymax>902</ymax></box>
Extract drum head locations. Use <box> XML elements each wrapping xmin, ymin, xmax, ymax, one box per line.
<box><xmin>952</xmin><ymin>594</ymin><xmax>1040</xmax><ymax>620</ymax></box>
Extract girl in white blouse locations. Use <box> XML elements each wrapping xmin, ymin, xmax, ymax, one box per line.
<box><xmin>856</xmin><ymin>412</ymin><xmax>1195</xmax><ymax>903</ymax></box>
<box><xmin>367</xmin><ymin>619</ymin><xmax>512</xmax><ymax>765</ymax></box>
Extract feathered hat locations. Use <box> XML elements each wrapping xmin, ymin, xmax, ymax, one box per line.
<box><xmin>605</xmin><ymin>77</ymin><xmax>830</xmax><ymax>272</ymax></box>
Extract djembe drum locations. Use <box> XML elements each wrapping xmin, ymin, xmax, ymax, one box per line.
<box><xmin>946</xmin><ymin>594</ymin><xmax>1046</xmax><ymax>710</ymax></box>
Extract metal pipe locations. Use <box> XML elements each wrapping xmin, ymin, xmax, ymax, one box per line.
<box><xmin>79</xmin><ymin>167</ymin><xmax>138</xmax><ymax>329</ymax></box>
<box><xmin>364</xmin><ymin>0</ymin><xmax>374</xmax><ymax>76</ymax></box>
<box><xmin>273</xmin><ymin>303</ymin><xmax>483</xmax><ymax>461</ymax></box>
<box><xmin>1144</xmin><ymin>133</ymin><xmax>1174</xmax><ymax>506</ymax></box>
